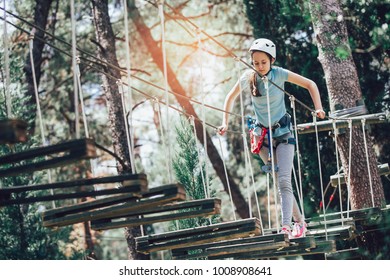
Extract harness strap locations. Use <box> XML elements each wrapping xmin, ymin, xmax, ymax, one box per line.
<box><xmin>255</xmin><ymin>113</ymin><xmax>291</xmax><ymax>131</ymax></box>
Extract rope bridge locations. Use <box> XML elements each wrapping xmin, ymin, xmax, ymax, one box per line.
<box><xmin>1</xmin><ymin>1</ymin><xmax>390</xmax><ymax>260</ymax></box>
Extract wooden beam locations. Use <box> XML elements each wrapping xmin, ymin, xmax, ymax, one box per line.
<box><xmin>309</xmin><ymin>207</ymin><xmax>382</xmax><ymax>223</ymax></box>
<box><xmin>330</xmin><ymin>163</ymin><xmax>389</xmax><ymax>187</ymax></box>
<box><xmin>0</xmin><ymin>119</ymin><xmax>28</xmax><ymax>144</ymax></box>
<box><xmin>209</xmin><ymin>240</ymin><xmax>336</xmax><ymax>260</ymax></box>
<box><xmin>309</xmin><ymin>225</ymin><xmax>355</xmax><ymax>241</ymax></box>
<box><xmin>172</xmin><ymin>233</ymin><xmax>289</xmax><ymax>259</ymax></box>
<box><xmin>42</xmin><ymin>184</ymin><xmax>186</xmax><ymax>227</ymax></box>
<box><xmin>296</xmin><ymin>112</ymin><xmax>389</xmax><ymax>134</ymax></box>
<box><xmin>174</xmin><ymin>234</ymin><xmax>291</xmax><ymax>259</ymax></box>
<box><xmin>0</xmin><ymin>138</ymin><xmax>97</xmax><ymax>177</ymax></box>
<box><xmin>0</xmin><ymin>173</ymin><xmax>147</xmax><ymax>207</ymax></box>
<box><xmin>325</xmin><ymin>248</ymin><xmax>362</xmax><ymax>260</ymax></box>
<box><xmin>0</xmin><ymin>173</ymin><xmax>147</xmax><ymax>195</ymax></box>
<box><xmin>136</xmin><ymin>218</ymin><xmax>261</xmax><ymax>254</ymax></box>
<box><xmin>91</xmin><ymin>198</ymin><xmax>221</xmax><ymax>231</ymax></box>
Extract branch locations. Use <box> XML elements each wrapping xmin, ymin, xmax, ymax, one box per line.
<box><xmin>353</xmin><ymin>45</ymin><xmax>380</xmax><ymax>54</ymax></box>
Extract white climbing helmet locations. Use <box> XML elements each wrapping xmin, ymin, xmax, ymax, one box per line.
<box><xmin>249</xmin><ymin>38</ymin><xmax>276</xmax><ymax>60</ymax></box>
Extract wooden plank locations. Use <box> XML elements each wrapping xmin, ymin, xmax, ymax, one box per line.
<box><xmin>0</xmin><ymin>173</ymin><xmax>147</xmax><ymax>195</ymax></box>
<box><xmin>325</xmin><ymin>248</ymin><xmax>362</xmax><ymax>260</ymax></box>
<box><xmin>0</xmin><ymin>183</ymin><xmax>147</xmax><ymax>207</ymax></box>
<box><xmin>174</xmin><ymin>235</ymin><xmax>316</xmax><ymax>260</ymax></box>
<box><xmin>207</xmin><ymin>240</ymin><xmax>289</xmax><ymax>257</ymax></box>
<box><xmin>43</xmin><ymin>184</ymin><xmax>186</xmax><ymax>227</ymax></box>
<box><xmin>207</xmin><ymin>236</ymin><xmax>315</xmax><ymax>259</ymax></box>
<box><xmin>136</xmin><ymin>218</ymin><xmax>261</xmax><ymax>254</ymax></box>
<box><xmin>90</xmin><ymin>198</ymin><xmax>221</xmax><ymax>231</ymax></box>
<box><xmin>209</xmin><ymin>240</ymin><xmax>336</xmax><ymax>260</ymax></box>
<box><xmin>0</xmin><ymin>119</ymin><xmax>28</xmax><ymax>144</ymax></box>
<box><xmin>308</xmin><ymin>207</ymin><xmax>382</xmax><ymax>224</ymax></box>
<box><xmin>330</xmin><ymin>163</ymin><xmax>389</xmax><ymax>187</ymax></box>
<box><xmin>0</xmin><ymin>138</ymin><xmax>97</xmax><ymax>177</ymax></box>
<box><xmin>307</xmin><ymin>217</ymin><xmax>355</xmax><ymax>229</ymax></box>
<box><xmin>172</xmin><ymin>233</ymin><xmax>288</xmax><ymax>258</ymax></box>
<box><xmin>0</xmin><ymin>138</ymin><xmax>94</xmax><ymax>164</ymax></box>
<box><xmin>296</xmin><ymin>112</ymin><xmax>388</xmax><ymax>135</ymax></box>
<box><xmin>309</xmin><ymin>225</ymin><xmax>355</xmax><ymax>241</ymax></box>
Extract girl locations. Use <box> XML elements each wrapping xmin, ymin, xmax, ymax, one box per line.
<box><xmin>218</xmin><ymin>38</ymin><xmax>325</xmax><ymax>238</ymax></box>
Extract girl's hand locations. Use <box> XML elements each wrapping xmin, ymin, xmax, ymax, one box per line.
<box><xmin>315</xmin><ymin>109</ymin><xmax>326</xmax><ymax>119</ymax></box>
<box><xmin>217</xmin><ymin>125</ymin><xmax>228</xmax><ymax>136</ymax></box>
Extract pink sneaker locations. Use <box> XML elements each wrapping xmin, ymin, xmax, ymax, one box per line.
<box><xmin>279</xmin><ymin>225</ymin><xmax>293</xmax><ymax>239</ymax></box>
<box><xmin>292</xmin><ymin>222</ymin><xmax>307</xmax><ymax>238</ymax></box>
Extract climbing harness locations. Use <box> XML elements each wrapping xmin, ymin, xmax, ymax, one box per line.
<box><xmin>247</xmin><ymin>116</ymin><xmax>267</xmax><ymax>154</ymax></box>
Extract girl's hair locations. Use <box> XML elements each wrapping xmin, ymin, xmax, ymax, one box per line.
<box><xmin>250</xmin><ymin>71</ymin><xmax>260</xmax><ymax>97</ymax></box>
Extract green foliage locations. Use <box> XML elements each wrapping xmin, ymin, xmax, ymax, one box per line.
<box><xmin>0</xmin><ymin>34</ymin><xmax>83</xmax><ymax>260</ymax></box>
<box><xmin>172</xmin><ymin>117</ymin><xmax>219</xmax><ymax>230</ymax></box>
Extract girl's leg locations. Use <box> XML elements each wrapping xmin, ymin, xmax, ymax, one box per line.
<box><xmin>275</xmin><ymin>138</ymin><xmax>295</xmax><ymax>227</ymax></box>
<box><xmin>259</xmin><ymin>139</ymin><xmax>296</xmax><ymax>226</ymax></box>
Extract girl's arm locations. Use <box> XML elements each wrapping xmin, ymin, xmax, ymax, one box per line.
<box><xmin>287</xmin><ymin>71</ymin><xmax>325</xmax><ymax>119</ymax></box>
<box><xmin>218</xmin><ymin>80</ymin><xmax>241</xmax><ymax>135</ymax></box>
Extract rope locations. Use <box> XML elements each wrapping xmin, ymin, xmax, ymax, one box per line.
<box><xmin>217</xmin><ymin>134</ymin><xmax>236</xmax><ymax>220</ymax></box>
<box><xmin>75</xmin><ymin>57</ymin><xmax>89</xmax><ymax>138</ymax></box>
<box><xmin>236</xmin><ymin>60</ymin><xmax>263</xmax><ymax>229</ymax></box>
<box><xmin>117</xmin><ymin>79</ymin><xmax>137</xmax><ymax>174</ymax></box>
<box><xmin>332</xmin><ymin>119</ymin><xmax>344</xmax><ymax>226</ymax></box>
<box><xmin>346</xmin><ymin>119</ymin><xmax>353</xmax><ymax>218</ymax></box>
<box><xmin>2</xmin><ymin>0</ymin><xmax>11</xmax><ymax>117</ymax></box>
<box><xmin>70</xmin><ymin>0</ymin><xmax>79</xmax><ymax>139</ymax></box>
<box><xmin>361</xmin><ymin>119</ymin><xmax>375</xmax><ymax>208</ymax></box>
<box><xmin>290</xmin><ymin>96</ymin><xmax>305</xmax><ymax>223</ymax></box>
<box><xmin>243</xmin><ymin>134</ymin><xmax>264</xmax><ymax>234</ymax></box>
<box><xmin>242</xmin><ymin>133</ymin><xmax>252</xmax><ymax>218</ymax></box>
<box><xmin>266</xmin><ymin>173</ymin><xmax>271</xmax><ymax>228</ymax></box>
<box><xmin>0</xmin><ymin>11</ymin><xmax>242</xmax><ymax>122</ymax></box>
<box><xmin>122</xmin><ymin>0</ymin><xmax>136</xmax><ymax>174</ymax></box>
<box><xmin>151</xmin><ymin>98</ymin><xmax>172</xmax><ymax>184</ymax></box>
<box><xmin>158</xmin><ymin>0</ymin><xmax>173</xmax><ymax>183</ymax></box>
<box><xmin>313</xmin><ymin>113</ymin><xmax>328</xmax><ymax>240</ymax></box>
<box><xmin>196</xmin><ymin>28</ymin><xmax>210</xmax><ymax>198</ymax></box>
<box><xmin>235</xmin><ymin>62</ymin><xmax>254</xmax><ymax>219</ymax></box>
<box><xmin>29</xmin><ymin>35</ymin><xmax>55</xmax><ymax>209</ymax></box>
<box><xmin>75</xmin><ymin>56</ymin><xmax>102</xmax><ymax>200</ymax></box>
<box><xmin>189</xmin><ymin>116</ymin><xmax>207</xmax><ymax>200</ymax></box>
<box><xmin>263</xmin><ymin>76</ymin><xmax>279</xmax><ymax>231</ymax></box>
<box><xmin>163</xmin><ymin>2</ymin><xmax>317</xmax><ymax>116</ymax></box>
<box><xmin>89</xmin><ymin>62</ymin><xmax>234</xmax><ymax>134</ymax></box>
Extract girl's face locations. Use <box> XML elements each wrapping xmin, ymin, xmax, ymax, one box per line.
<box><xmin>252</xmin><ymin>51</ymin><xmax>274</xmax><ymax>75</ymax></box>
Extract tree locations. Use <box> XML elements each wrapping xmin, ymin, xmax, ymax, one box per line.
<box><xmin>128</xmin><ymin>0</ymin><xmax>250</xmax><ymax>219</ymax></box>
<box><xmin>308</xmin><ymin>0</ymin><xmax>386</xmax><ymax>257</ymax></box>
<box><xmin>308</xmin><ymin>0</ymin><xmax>385</xmax><ymax>209</ymax></box>
<box><xmin>90</xmin><ymin>0</ymin><xmax>147</xmax><ymax>260</ymax></box>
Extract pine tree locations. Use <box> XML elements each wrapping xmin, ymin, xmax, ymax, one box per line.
<box><xmin>0</xmin><ymin>48</ymin><xmax>83</xmax><ymax>260</ymax></box>
<box><xmin>172</xmin><ymin>117</ymin><xmax>220</xmax><ymax>230</ymax></box>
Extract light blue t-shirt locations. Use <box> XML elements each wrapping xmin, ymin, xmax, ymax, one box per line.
<box><xmin>240</xmin><ymin>66</ymin><xmax>290</xmax><ymax>138</ymax></box>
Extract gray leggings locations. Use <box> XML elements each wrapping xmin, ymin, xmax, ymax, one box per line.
<box><xmin>259</xmin><ymin>132</ymin><xmax>303</xmax><ymax>226</ymax></box>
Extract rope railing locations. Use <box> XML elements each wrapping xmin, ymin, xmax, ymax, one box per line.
<box><xmin>2</xmin><ymin>3</ymin><xmax>388</xmax><ymax>250</ymax></box>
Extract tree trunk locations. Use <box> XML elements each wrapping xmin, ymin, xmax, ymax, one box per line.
<box><xmin>90</xmin><ymin>0</ymin><xmax>147</xmax><ymax>260</ymax></box>
<box><xmin>308</xmin><ymin>0</ymin><xmax>386</xmax><ymax>258</ymax></box>
<box><xmin>128</xmin><ymin>1</ymin><xmax>250</xmax><ymax>219</ymax></box>
<box><xmin>308</xmin><ymin>0</ymin><xmax>385</xmax><ymax>209</ymax></box>
<box><xmin>23</xmin><ymin>0</ymin><xmax>54</xmax><ymax>134</ymax></box>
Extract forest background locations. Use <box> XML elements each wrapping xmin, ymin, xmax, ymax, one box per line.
<box><xmin>0</xmin><ymin>0</ymin><xmax>389</xmax><ymax>260</ymax></box>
